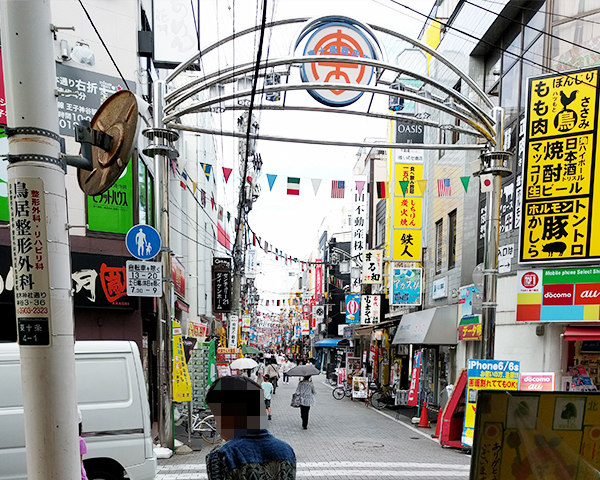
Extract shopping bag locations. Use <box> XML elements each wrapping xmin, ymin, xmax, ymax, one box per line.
<box><xmin>291</xmin><ymin>392</ymin><xmax>301</xmax><ymax>408</ymax></box>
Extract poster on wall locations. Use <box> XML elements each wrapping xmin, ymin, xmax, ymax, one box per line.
<box><xmin>345</xmin><ymin>294</ymin><xmax>361</xmax><ymax>323</ymax></box>
<box><xmin>391</xmin><ymin>267</ymin><xmax>422</xmax><ymax>305</ymax></box>
<box><xmin>346</xmin><ymin>356</ymin><xmax>363</xmax><ymax>377</ymax></box>
<box><xmin>471</xmin><ymin>391</ymin><xmax>600</xmax><ymax>480</ymax></box>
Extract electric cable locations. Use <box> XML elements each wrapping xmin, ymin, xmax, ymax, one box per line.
<box><xmin>77</xmin><ymin>0</ymin><xmax>130</xmax><ymax>90</ymax></box>
<box><xmin>464</xmin><ymin>0</ymin><xmax>600</xmax><ymax>59</ymax></box>
<box><xmin>389</xmin><ymin>0</ymin><xmax>599</xmax><ymax>91</ymax></box>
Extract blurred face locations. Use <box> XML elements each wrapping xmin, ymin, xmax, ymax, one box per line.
<box><xmin>208</xmin><ymin>400</ymin><xmax>268</xmax><ymax>441</ymax></box>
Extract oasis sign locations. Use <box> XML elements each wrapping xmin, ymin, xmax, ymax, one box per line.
<box><xmin>296</xmin><ymin>17</ymin><xmax>381</xmax><ymax>107</ymax></box>
<box><xmin>517</xmin><ymin>267</ymin><xmax>600</xmax><ymax>322</ymax></box>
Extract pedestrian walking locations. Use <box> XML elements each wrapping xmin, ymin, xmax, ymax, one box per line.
<box><xmin>295</xmin><ymin>376</ymin><xmax>316</xmax><ymax>430</ymax></box>
<box><xmin>260</xmin><ymin>375</ymin><xmax>274</xmax><ymax>420</ymax></box>
<box><xmin>265</xmin><ymin>358</ymin><xmax>281</xmax><ymax>394</ymax></box>
<box><xmin>282</xmin><ymin>358</ymin><xmax>294</xmax><ymax>384</ymax></box>
<box><xmin>205</xmin><ymin>376</ymin><xmax>296</xmax><ymax>479</ymax></box>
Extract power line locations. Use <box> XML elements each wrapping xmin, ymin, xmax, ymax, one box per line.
<box><xmin>389</xmin><ymin>0</ymin><xmax>599</xmax><ymax>91</ymax></box>
<box><xmin>77</xmin><ymin>0</ymin><xmax>129</xmax><ymax>90</ymax></box>
<box><xmin>464</xmin><ymin>0</ymin><xmax>600</xmax><ymax>59</ymax></box>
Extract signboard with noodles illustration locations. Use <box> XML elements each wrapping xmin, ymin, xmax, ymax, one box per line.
<box><xmin>521</xmin><ymin>67</ymin><xmax>600</xmax><ymax>263</ymax></box>
<box><xmin>470</xmin><ymin>391</ymin><xmax>600</xmax><ymax>480</ymax></box>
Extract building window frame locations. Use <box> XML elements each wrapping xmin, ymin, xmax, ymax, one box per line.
<box><xmin>448</xmin><ymin>210</ymin><xmax>457</xmax><ymax>270</ymax></box>
<box><xmin>435</xmin><ymin>219</ymin><xmax>443</xmax><ymax>275</ymax></box>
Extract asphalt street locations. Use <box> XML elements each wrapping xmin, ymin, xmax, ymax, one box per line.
<box><xmin>158</xmin><ymin>376</ymin><xmax>471</xmax><ymax>479</ymax></box>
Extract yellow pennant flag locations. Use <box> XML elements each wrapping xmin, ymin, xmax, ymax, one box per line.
<box><xmin>417</xmin><ymin>180</ymin><xmax>428</xmax><ymax>196</ymax></box>
<box><xmin>192</xmin><ymin>181</ymin><xmax>197</xmax><ymax>195</ymax></box>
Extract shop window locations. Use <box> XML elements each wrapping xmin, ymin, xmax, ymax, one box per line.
<box><xmin>551</xmin><ymin>12</ymin><xmax>600</xmax><ymax>70</ymax></box>
<box><xmin>448</xmin><ymin>210</ymin><xmax>457</xmax><ymax>270</ymax></box>
<box><xmin>435</xmin><ymin>219</ymin><xmax>443</xmax><ymax>275</ymax></box>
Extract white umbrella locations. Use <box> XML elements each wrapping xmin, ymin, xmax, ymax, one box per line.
<box><xmin>230</xmin><ymin>358</ymin><xmax>258</xmax><ymax>370</ymax></box>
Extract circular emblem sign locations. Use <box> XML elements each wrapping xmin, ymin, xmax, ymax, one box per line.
<box><xmin>347</xmin><ymin>299</ymin><xmax>360</xmax><ymax>315</ymax></box>
<box><xmin>301</xmin><ymin>21</ymin><xmax>377</xmax><ymax>107</ymax></box>
<box><xmin>521</xmin><ymin>272</ymin><xmax>539</xmax><ymax>289</ymax></box>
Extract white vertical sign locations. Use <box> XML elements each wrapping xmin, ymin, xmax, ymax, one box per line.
<box><xmin>246</xmin><ymin>248</ymin><xmax>257</xmax><ymax>278</ymax></box>
<box><xmin>351</xmin><ymin>175</ymin><xmax>367</xmax><ymax>293</ymax></box>
<box><xmin>362</xmin><ymin>250</ymin><xmax>383</xmax><ymax>284</ymax></box>
<box><xmin>228</xmin><ymin>314</ymin><xmax>239</xmax><ymax>349</ymax></box>
<box><xmin>360</xmin><ymin>295</ymin><xmax>381</xmax><ymax>324</ymax></box>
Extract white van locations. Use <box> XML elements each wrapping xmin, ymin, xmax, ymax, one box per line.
<box><xmin>0</xmin><ymin>341</ymin><xmax>157</xmax><ymax>480</ymax></box>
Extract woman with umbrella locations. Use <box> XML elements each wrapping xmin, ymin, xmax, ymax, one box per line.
<box><xmin>287</xmin><ymin>364</ymin><xmax>319</xmax><ymax>430</ymax></box>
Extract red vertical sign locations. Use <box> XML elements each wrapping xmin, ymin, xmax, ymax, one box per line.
<box><xmin>407</xmin><ymin>350</ymin><xmax>422</xmax><ymax>407</ymax></box>
<box><xmin>315</xmin><ymin>259</ymin><xmax>323</xmax><ymax>302</ymax></box>
<box><xmin>0</xmin><ymin>48</ymin><xmax>6</xmax><ymax>125</ymax></box>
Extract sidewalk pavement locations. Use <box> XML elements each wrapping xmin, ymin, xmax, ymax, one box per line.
<box><xmin>157</xmin><ymin>375</ymin><xmax>471</xmax><ymax>479</ymax></box>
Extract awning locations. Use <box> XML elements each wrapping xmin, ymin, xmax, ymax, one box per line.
<box><xmin>314</xmin><ymin>338</ymin><xmax>349</xmax><ymax>348</ymax></box>
<box><xmin>564</xmin><ymin>326</ymin><xmax>600</xmax><ymax>342</ymax></box>
<box><xmin>392</xmin><ymin>306</ymin><xmax>458</xmax><ymax>345</ymax></box>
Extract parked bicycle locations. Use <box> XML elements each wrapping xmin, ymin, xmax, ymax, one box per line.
<box><xmin>364</xmin><ymin>381</ymin><xmax>381</xmax><ymax>407</ymax></box>
<box><xmin>175</xmin><ymin>406</ymin><xmax>221</xmax><ymax>444</ymax></box>
<box><xmin>370</xmin><ymin>382</ymin><xmax>399</xmax><ymax>410</ymax></box>
<box><xmin>332</xmin><ymin>383</ymin><xmax>353</xmax><ymax>400</ymax></box>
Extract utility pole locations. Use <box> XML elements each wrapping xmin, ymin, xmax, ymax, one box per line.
<box><xmin>0</xmin><ymin>1</ymin><xmax>80</xmax><ymax>478</ymax></box>
<box><xmin>143</xmin><ymin>80</ymin><xmax>179</xmax><ymax>448</ymax></box>
<box><xmin>480</xmin><ymin>107</ymin><xmax>510</xmax><ymax>360</ymax></box>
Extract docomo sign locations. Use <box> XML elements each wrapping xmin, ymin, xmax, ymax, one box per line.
<box><xmin>519</xmin><ymin>372</ymin><xmax>555</xmax><ymax>391</ymax></box>
<box><xmin>298</xmin><ymin>17</ymin><xmax>381</xmax><ymax>107</ymax></box>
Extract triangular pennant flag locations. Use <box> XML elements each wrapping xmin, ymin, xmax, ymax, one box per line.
<box><xmin>311</xmin><ymin>178</ymin><xmax>322</xmax><ymax>195</ymax></box>
<box><xmin>223</xmin><ymin>167</ymin><xmax>232</xmax><ymax>183</ymax></box>
<box><xmin>356</xmin><ymin>180</ymin><xmax>366</xmax><ymax>197</ymax></box>
<box><xmin>417</xmin><ymin>180</ymin><xmax>428</xmax><ymax>195</ymax></box>
<box><xmin>399</xmin><ymin>181</ymin><xmax>409</xmax><ymax>197</ymax></box>
<box><xmin>218</xmin><ymin>205</ymin><xmax>224</xmax><ymax>222</ymax></box>
<box><xmin>227</xmin><ymin>211</ymin><xmax>231</xmax><ymax>222</ymax></box>
<box><xmin>267</xmin><ymin>174</ymin><xmax>277</xmax><ymax>191</ymax></box>
<box><xmin>211</xmin><ymin>196</ymin><xmax>215</xmax><ymax>209</ymax></box>
<box><xmin>181</xmin><ymin>170</ymin><xmax>188</xmax><ymax>181</ymax></box>
<box><xmin>460</xmin><ymin>176</ymin><xmax>470</xmax><ymax>192</ymax></box>
<box><xmin>376</xmin><ymin>181</ymin><xmax>387</xmax><ymax>199</ymax></box>
<box><xmin>192</xmin><ymin>181</ymin><xmax>197</xmax><ymax>195</ymax></box>
<box><xmin>287</xmin><ymin>177</ymin><xmax>300</xmax><ymax>195</ymax></box>
<box><xmin>200</xmin><ymin>163</ymin><xmax>212</xmax><ymax>181</ymax></box>
<box><xmin>170</xmin><ymin>159</ymin><xmax>177</xmax><ymax>176</ymax></box>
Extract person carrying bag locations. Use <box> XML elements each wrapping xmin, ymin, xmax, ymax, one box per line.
<box><xmin>265</xmin><ymin>359</ymin><xmax>280</xmax><ymax>394</ymax></box>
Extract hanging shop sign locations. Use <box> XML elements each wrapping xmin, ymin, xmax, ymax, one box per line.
<box><xmin>351</xmin><ymin>176</ymin><xmax>367</xmax><ymax>293</ymax></box>
<box><xmin>172</xmin><ymin>320</ymin><xmax>192</xmax><ymax>402</ymax></box>
<box><xmin>471</xmin><ymin>391</ymin><xmax>600</xmax><ymax>480</ymax></box>
<box><xmin>521</xmin><ymin>67</ymin><xmax>600</xmax><ymax>263</ymax></box>
<box><xmin>0</xmin><ymin>49</ymin><xmax>6</xmax><ymax>126</ymax></box>
<box><xmin>391</xmin><ymin>266</ymin><xmax>422</xmax><ymax>305</ymax></box>
<box><xmin>391</xmin><ymin>164</ymin><xmax>423</xmax><ymax>261</ymax></box>
<box><xmin>395</xmin><ymin>118</ymin><xmax>424</xmax><ymax>163</ymax></box>
<box><xmin>212</xmin><ymin>257</ymin><xmax>232</xmax><ymax>313</ymax></box>
<box><xmin>458</xmin><ymin>316</ymin><xmax>482</xmax><ymax>341</ymax></box>
<box><xmin>362</xmin><ymin>250</ymin><xmax>382</xmax><ymax>284</ymax></box>
<box><xmin>313</xmin><ymin>305</ymin><xmax>324</xmax><ymax>322</ymax></box>
<box><xmin>458</xmin><ymin>285</ymin><xmax>482</xmax><ymax>340</ymax></box>
<box><xmin>301</xmin><ymin>320</ymin><xmax>309</xmax><ymax>335</ymax></box>
<box><xmin>241</xmin><ymin>315</ymin><xmax>251</xmax><ymax>332</ymax></box>
<box><xmin>517</xmin><ymin>267</ymin><xmax>600</xmax><ymax>322</ymax></box>
<box><xmin>245</xmin><ymin>248</ymin><xmax>257</xmax><ymax>278</ymax></box>
<box><xmin>463</xmin><ymin>359</ymin><xmax>520</xmax><ymax>447</ymax></box>
<box><xmin>407</xmin><ymin>349</ymin><xmax>422</xmax><ymax>407</ymax></box>
<box><xmin>8</xmin><ymin>178</ymin><xmax>52</xmax><ymax>346</ymax></box>
<box><xmin>171</xmin><ymin>256</ymin><xmax>186</xmax><ymax>299</ymax></box>
<box><xmin>360</xmin><ymin>294</ymin><xmax>381</xmax><ymax>324</ymax></box>
<box><xmin>188</xmin><ymin>321</ymin><xmax>208</xmax><ymax>341</ymax></box>
<box><xmin>228</xmin><ymin>315</ymin><xmax>238</xmax><ymax>349</ymax></box>
<box><xmin>125</xmin><ymin>260</ymin><xmax>162</xmax><ymax>297</ymax></box>
<box><xmin>88</xmin><ymin>162</ymin><xmax>134</xmax><ymax>235</ymax></box>
<box><xmin>297</xmin><ymin>18</ymin><xmax>379</xmax><ymax>107</ymax></box>
<box><xmin>345</xmin><ymin>293</ymin><xmax>361</xmax><ymax>324</ymax></box>
<box><xmin>315</xmin><ymin>259</ymin><xmax>323</xmax><ymax>302</ymax></box>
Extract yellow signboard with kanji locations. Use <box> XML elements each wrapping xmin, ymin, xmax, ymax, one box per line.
<box><xmin>395</xmin><ymin>163</ymin><xmax>424</xmax><ymax>195</ymax></box>
<box><xmin>392</xmin><ymin>229</ymin><xmax>422</xmax><ymax>261</ymax></box>
<box><xmin>521</xmin><ymin>67</ymin><xmax>600</xmax><ymax>262</ymax></box>
<box><xmin>172</xmin><ymin>320</ymin><xmax>192</xmax><ymax>401</ymax></box>
<box><xmin>393</xmin><ymin>197</ymin><xmax>422</xmax><ymax>229</ymax></box>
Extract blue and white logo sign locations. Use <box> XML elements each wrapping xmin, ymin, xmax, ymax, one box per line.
<box><xmin>297</xmin><ymin>17</ymin><xmax>380</xmax><ymax>107</ymax></box>
<box><xmin>126</xmin><ymin>224</ymin><xmax>161</xmax><ymax>260</ymax></box>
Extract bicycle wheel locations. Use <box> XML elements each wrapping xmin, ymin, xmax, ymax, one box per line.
<box><xmin>198</xmin><ymin>415</ymin><xmax>221</xmax><ymax>444</ymax></box>
<box><xmin>332</xmin><ymin>387</ymin><xmax>345</xmax><ymax>400</ymax></box>
<box><xmin>345</xmin><ymin>387</ymin><xmax>352</xmax><ymax>397</ymax></box>
<box><xmin>370</xmin><ymin>391</ymin><xmax>387</xmax><ymax>410</ymax></box>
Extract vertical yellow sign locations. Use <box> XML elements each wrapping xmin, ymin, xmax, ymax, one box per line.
<box><xmin>521</xmin><ymin>67</ymin><xmax>600</xmax><ymax>262</ymax></box>
<box><xmin>392</xmin><ymin>163</ymin><xmax>424</xmax><ymax>261</ymax></box>
<box><xmin>172</xmin><ymin>320</ymin><xmax>192</xmax><ymax>402</ymax></box>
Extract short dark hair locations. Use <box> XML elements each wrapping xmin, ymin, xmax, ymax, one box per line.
<box><xmin>205</xmin><ymin>376</ymin><xmax>263</xmax><ymax>417</ymax></box>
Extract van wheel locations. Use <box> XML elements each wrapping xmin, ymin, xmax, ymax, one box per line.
<box><xmin>87</xmin><ymin>471</ymin><xmax>121</xmax><ymax>480</ymax></box>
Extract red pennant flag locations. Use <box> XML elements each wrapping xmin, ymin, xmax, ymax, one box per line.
<box><xmin>223</xmin><ymin>167</ymin><xmax>232</xmax><ymax>183</ymax></box>
<box><xmin>253</xmin><ymin>233</ymin><xmax>256</xmax><ymax>246</ymax></box>
<box><xmin>211</xmin><ymin>196</ymin><xmax>215</xmax><ymax>209</ymax></box>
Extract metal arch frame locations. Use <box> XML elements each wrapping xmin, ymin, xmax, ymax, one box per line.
<box><xmin>164</xmin><ymin>55</ymin><xmax>493</xmax><ymax>129</ymax></box>
<box><xmin>164</xmin><ymin>81</ymin><xmax>495</xmax><ymax>143</ymax></box>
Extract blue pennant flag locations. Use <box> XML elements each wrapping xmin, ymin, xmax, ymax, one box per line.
<box><xmin>266</xmin><ymin>174</ymin><xmax>277</xmax><ymax>191</ymax></box>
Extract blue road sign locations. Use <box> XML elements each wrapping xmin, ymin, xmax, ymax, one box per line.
<box><xmin>126</xmin><ymin>224</ymin><xmax>161</xmax><ymax>260</ymax></box>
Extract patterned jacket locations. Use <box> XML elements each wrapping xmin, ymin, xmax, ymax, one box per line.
<box><xmin>295</xmin><ymin>380</ymin><xmax>316</xmax><ymax>407</ymax></box>
<box><xmin>206</xmin><ymin>430</ymin><xmax>296</xmax><ymax>480</ymax></box>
